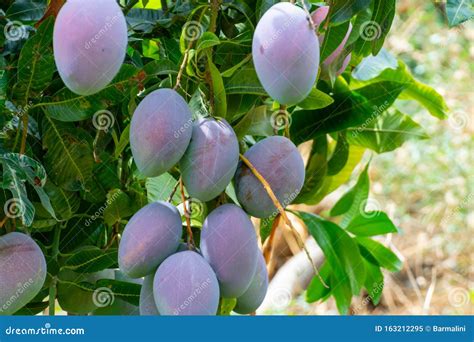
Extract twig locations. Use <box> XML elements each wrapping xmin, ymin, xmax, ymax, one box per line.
<box><xmin>209</xmin><ymin>0</ymin><xmax>221</xmax><ymax>33</ymax></box>
<box><xmin>35</xmin><ymin>0</ymin><xmax>65</xmax><ymax>28</ymax></box>
<box><xmin>179</xmin><ymin>178</ymin><xmax>195</xmax><ymax>249</ymax></box>
<box><xmin>173</xmin><ymin>40</ymin><xmax>193</xmax><ymax>91</ymax></box>
<box><xmin>239</xmin><ymin>154</ymin><xmax>328</xmax><ymax>288</ymax></box>
<box><xmin>167</xmin><ymin>180</ymin><xmax>180</xmax><ymax>202</ymax></box>
<box><xmin>124</xmin><ymin>0</ymin><xmax>139</xmax><ymax>15</ymax></box>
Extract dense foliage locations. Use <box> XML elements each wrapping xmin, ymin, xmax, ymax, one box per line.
<box><xmin>0</xmin><ymin>0</ymin><xmax>470</xmax><ymax>315</ymax></box>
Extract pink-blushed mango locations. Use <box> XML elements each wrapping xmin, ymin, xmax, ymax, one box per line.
<box><xmin>118</xmin><ymin>201</ymin><xmax>182</xmax><ymax>279</ymax></box>
<box><xmin>201</xmin><ymin>204</ymin><xmax>259</xmax><ymax>298</ymax></box>
<box><xmin>234</xmin><ymin>136</ymin><xmax>305</xmax><ymax>218</ymax></box>
<box><xmin>252</xmin><ymin>2</ymin><xmax>320</xmax><ymax>105</ymax></box>
<box><xmin>0</xmin><ymin>233</ymin><xmax>47</xmax><ymax>315</ymax></box>
<box><xmin>53</xmin><ymin>0</ymin><xmax>128</xmax><ymax>95</ymax></box>
<box><xmin>153</xmin><ymin>251</ymin><xmax>219</xmax><ymax>315</ymax></box>
<box><xmin>140</xmin><ymin>274</ymin><xmax>159</xmax><ymax>316</ymax></box>
<box><xmin>130</xmin><ymin>89</ymin><xmax>193</xmax><ymax>177</ymax></box>
<box><xmin>179</xmin><ymin>119</ymin><xmax>239</xmax><ymax>202</ymax></box>
<box><xmin>234</xmin><ymin>253</ymin><xmax>269</xmax><ymax>314</ymax></box>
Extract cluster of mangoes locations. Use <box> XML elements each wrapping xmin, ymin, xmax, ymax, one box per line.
<box><xmin>1</xmin><ymin>0</ymin><xmax>353</xmax><ymax>315</ymax></box>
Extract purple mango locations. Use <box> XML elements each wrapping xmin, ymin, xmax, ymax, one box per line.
<box><xmin>130</xmin><ymin>89</ymin><xmax>193</xmax><ymax>177</ymax></box>
<box><xmin>234</xmin><ymin>253</ymin><xmax>269</xmax><ymax>314</ymax></box>
<box><xmin>53</xmin><ymin>0</ymin><xmax>128</xmax><ymax>95</ymax></box>
<box><xmin>201</xmin><ymin>204</ymin><xmax>259</xmax><ymax>298</ymax></box>
<box><xmin>180</xmin><ymin>118</ymin><xmax>239</xmax><ymax>202</ymax></box>
<box><xmin>252</xmin><ymin>2</ymin><xmax>320</xmax><ymax>105</ymax></box>
<box><xmin>119</xmin><ymin>201</ymin><xmax>182</xmax><ymax>278</ymax></box>
<box><xmin>0</xmin><ymin>233</ymin><xmax>47</xmax><ymax>315</ymax></box>
<box><xmin>153</xmin><ymin>251</ymin><xmax>220</xmax><ymax>315</ymax></box>
<box><xmin>234</xmin><ymin>136</ymin><xmax>305</xmax><ymax>218</ymax></box>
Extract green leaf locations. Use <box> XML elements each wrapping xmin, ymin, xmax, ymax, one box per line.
<box><xmin>207</xmin><ymin>60</ymin><xmax>227</xmax><ymax>119</ymax></box>
<box><xmin>346</xmin><ymin>212</ymin><xmax>398</xmax><ymax>236</ymax></box>
<box><xmin>38</xmin><ymin>65</ymin><xmax>139</xmax><ymax>122</ymax></box>
<box><xmin>352</xmin><ymin>48</ymin><xmax>398</xmax><ymax>81</ymax></box>
<box><xmin>233</xmin><ymin>105</ymin><xmax>274</xmax><ymax>139</ymax></box>
<box><xmin>294</xmin><ymin>136</ymin><xmax>328</xmax><ymax>205</ymax></box>
<box><xmin>329</xmin><ymin>0</ymin><xmax>371</xmax><ymax>23</ymax></box>
<box><xmin>63</xmin><ymin>246</ymin><xmax>118</xmax><ymax>273</ymax></box>
<box><xmin>256</xmin><ymin>0</ymin><xmax>279</xmax><ymax>20</ymax></box>
<box><xmin>1</xmin><ymin>153</ymin><xmax>57</xmax><ymax>220</ymax></box>
<box><xmin>114</xmin><ymin>124</ymin><xmax>131</xmax><ymax>158</ymax></box>
<box><xmin>196</xmin><ymin>32</ymin><xmax>220</xmax><ymax>53</ymax></box>
<box><xmin>224</xmin><ymin>67</ymin><xmax>266</xmax><ymax>96</ymax></box>
<box><xmin>297</xmin><ymin>88</ymin><xmax>334</xmax><ymax>110</ymax></box>
<box><xmin>330</xmin><ymin>163</ymin><xmax>370</xmax><ymax>228</ymax></box>
<box><xmin>295</xmin><ymin>212</ymin><xmax>366</xmax><ymax>296</ymax></box>
<box><xmin>218</xmin><ymin>297</ymin><xmax>237</xmax><ymax>315</ymax></box>
<box><xmin>363</xmin><ymin>259</ymin><xmax>384</xmax><ymax>305</ymax></box>
<box><xmin>42</xmin><ymin>116</ymin><xmax>94</xmax><ymax>191</ymax></box>
<box><xmin>352</xmin><ymin>61</ymin><xmax>448</xmax><ymax>119</ymax></box>
<box><xmin>306</xmin><ymin>262</ymin><xmax>332</xmax><ymax>303</ymax></box>
<box><xmin>330</xmin><ymin>273</ymin><xmax>353</xmax><ymax>315</ymax></box>
<box><xmin>370</xmin><ymin>0</ymin><xmax>396</xmax><ymax>55</ymax></box>
<box><xmin>146</xmin><ymin>173</ymin><xmax>179</xmax><ymax>204</ymax></box>
<box><xmin>44</xmin><ymin>181</ymin><xmax>80</xmax><ymax>220</ymax></box>
<box><xmin>260</xmin><ymin>216</ymin><xmax>275</xmax><ymax>244</ymax></box>
<box><xmin>103</xmin><ymin>189</ymin><xmax>135</xmax><ymax>226</ymax></box>
<box><xmin>327</xmin><ymin>133</ymin><xmax>350</xmax><ymax>176</ymax></box>
<box><xmin>5</xmin><ymin>0</ymin><xmax>46</xmax><ymax>22</ymax></box>
<box><xmin>13</xmin><ymin>17</ymin><xmax>54</xmax><ymax>102</ymax></box>
<box><xmin>320</xmin><ymin>21</ymin><xmax>351</xmax><ymax>63</ymax></box>
<box><xmin>75</xmin><ymin>278</ymin><xmax>141</xmax><ymax>306</ymax></box>
<box><xmin>290</xmin><ymin>80</ymin><xmax>405</xmax><ymax>145</ymax></box>
<box><xmin>0</xmin><ymin>56</ymin><xmax>7</xmax><ymax>107</ymax></box>
<box><xmin>347</xmin><ymin>110</ymin><xmax>428</xmax><ymax>153</ymax></box>
<box><xmin>356</xmin><ymin>237</ymin><xmax>402</xmax><ymax>272</ymax></box>
<box><xmin>221</xmin><ymin>54</ymin><xmax>252</xmax><ymax>78</ymax></box>
<box><xmin>446</xmin><ymin>0</ymin><xmax>474</xmax><ymax>27</ymax></box>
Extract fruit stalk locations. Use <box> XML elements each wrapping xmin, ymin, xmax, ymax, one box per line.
<box><xmin>239</xmin><ymin>154</ymin><xmax>328</xmax><ymax>288</ymax></box>
<box><xmin>179</xmin><ymin>178</ymin><xmax>196</xmax><ymax>249</ymax></box>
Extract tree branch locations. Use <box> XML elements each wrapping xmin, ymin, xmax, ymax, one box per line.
<box><xmin>239</xmin><ymin>154</ymin><xmax>328</xmax><ymax>288</ymax></box>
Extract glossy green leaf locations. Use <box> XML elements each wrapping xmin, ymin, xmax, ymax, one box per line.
<box><xmin>346</xmin><ymin>212</ymin><xmax>398</xmax><ymax>236</ymax></box>
<box><xmin>356</xmin><ymin>237</ymin><xmax>403</xmax><ymax>272</ymax></box>
<box><xmin>446</xmin><ymin>0</ymin><xmax>474</xmax><ymax>27</ymax></box>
